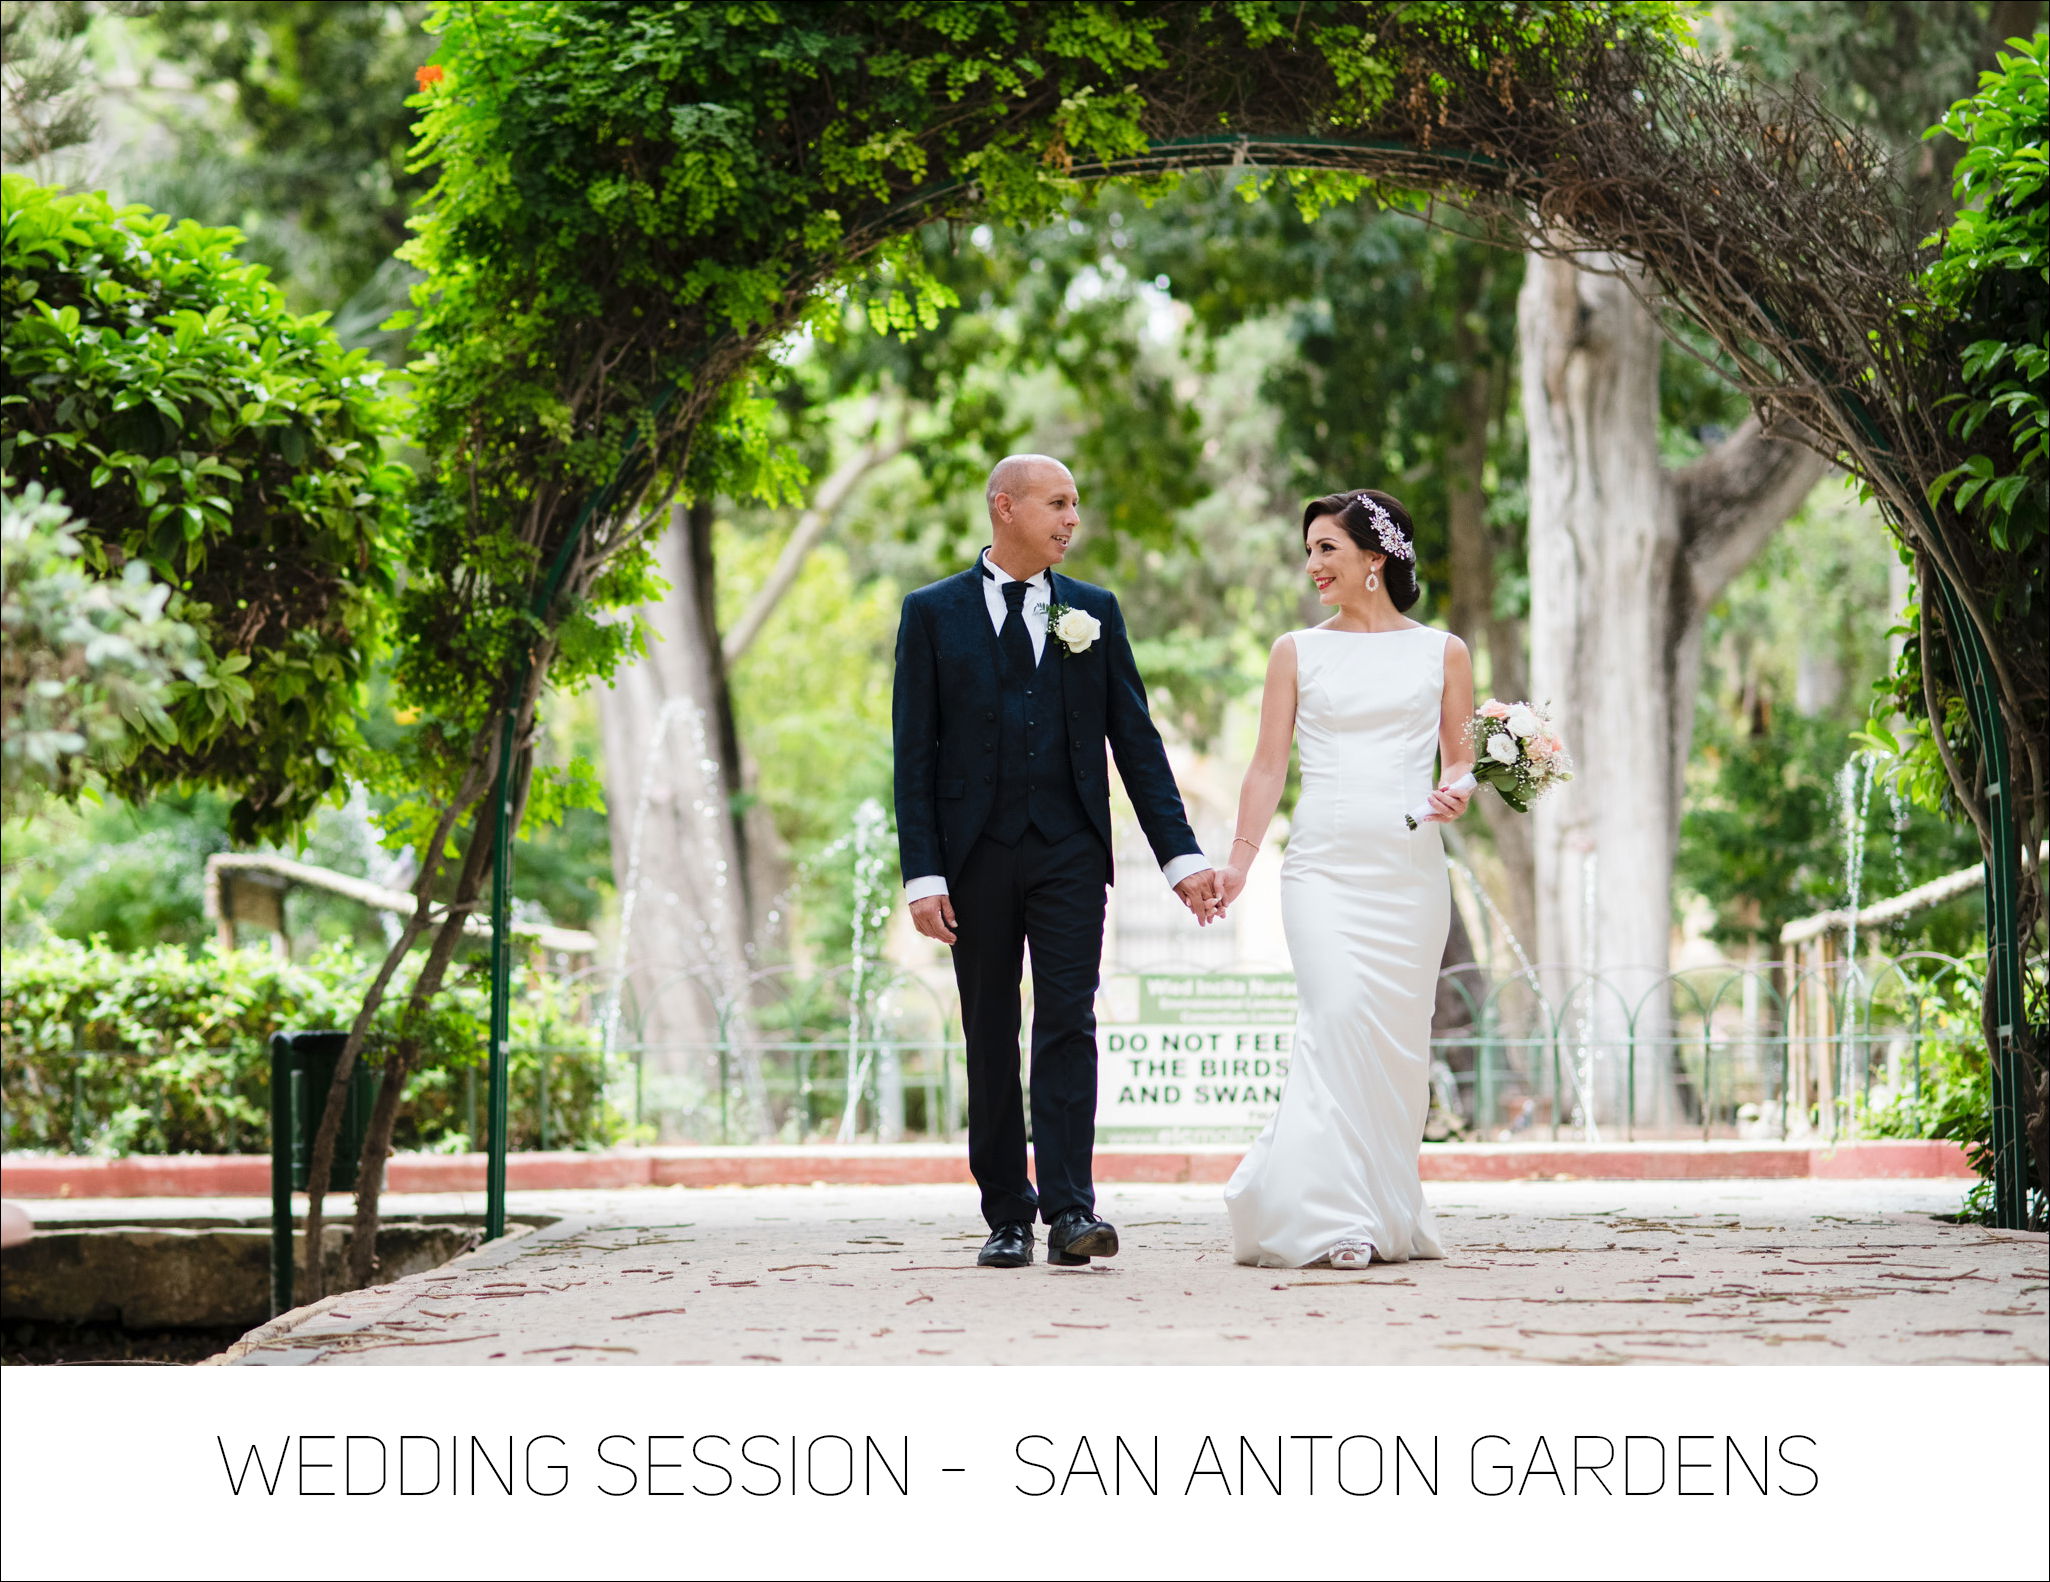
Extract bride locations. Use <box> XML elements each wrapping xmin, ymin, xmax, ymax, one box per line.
<box><xmin>1219</xmin><ymin>488</ymin><xmax>1473</xmax><ymax>1269</ymax></box>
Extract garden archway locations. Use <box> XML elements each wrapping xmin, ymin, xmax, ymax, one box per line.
<box><xmin>296</xmin><ymin>2</ymin><xmax>2039</xmax><ymax>1293</ymax></box>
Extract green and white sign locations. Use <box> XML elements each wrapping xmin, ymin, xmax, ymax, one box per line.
<box><xmin>1096</xmin><ymin>973</ymin><xmax>1298</xmax><ymax>1136</ymax></box>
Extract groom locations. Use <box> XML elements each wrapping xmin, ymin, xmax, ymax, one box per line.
<box><xmin>893</xmin><ymin>454</ymin><xmax>1221</xmax><ymax>1269</ymax></box>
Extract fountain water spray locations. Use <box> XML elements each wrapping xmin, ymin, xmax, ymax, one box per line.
<box><xmin>1444</xmin><ymin>853</ymin><xmax>1540</xmax><ymax>985</ymax></box>
<box><xmin>1837</xmin><ymin>752</ymin><xmax>1876</xmax><ymax>967</ymax></box>
<box><xmin>600</xmin><ymin>694</ymin><xmax>770</xmax><ymax>1134</ymax></box>
<box><xmin>1834</xmin><ymin>752</ymin><xmax>1878</xmax><ymax>1126</ymax></box>
<box><xmin>1572</xmin><ymin>848</ymin><xmax>1602</xmax><ymax>1142</ymax></box>
<box><xmin>599</xmin><ymin>697</ymin><xmax>692</xmax><ymax>1065</ymax></box>
<box><xmin>835</xmin><ymin>798</ymin><xmax>895</xmax><ymax>1142</ymax></box>
<box><xmin>1886</xmin><ymin>776</ymin><xmax>1911</xmax><ymax>909</ymax></box>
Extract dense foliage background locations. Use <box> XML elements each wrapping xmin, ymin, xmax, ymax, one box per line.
<box><xmin>1</xmin><ymin>176</ymin><xmax>410</xmax><ymax>840</ymax></box>
<box><xmin>0</xmin><ymin>3</ymin><xmax>2040</xmax><ymax>1199</ymax></box>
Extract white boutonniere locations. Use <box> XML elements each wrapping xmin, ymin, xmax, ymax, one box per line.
<box><xmin>1041</xmin><ymin>601</ymin><xmax>1101</xmax><ymax>656</ymax></box>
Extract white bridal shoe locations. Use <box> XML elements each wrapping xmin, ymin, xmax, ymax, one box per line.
<box><xmin>1328</xmin><ymin>1239</ymin><xmax>1376</xmax><ymax>1268</ymax></box>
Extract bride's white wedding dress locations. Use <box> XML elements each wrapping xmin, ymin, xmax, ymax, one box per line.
<box><xmin>1224</xmin><ymin>624</ymin><xmax>1451</xmax><ymax>1267</ymax></box>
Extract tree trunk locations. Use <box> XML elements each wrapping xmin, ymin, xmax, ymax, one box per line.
<box><xmin>1519</xmin><ymin>251</ymin><xmax>1827</xmax><ymax>1131</ymax></box>
<box><xmin>1443</xmin><ymin>281</ymin><xmax>1536</xmax><ymax>965</ymax></box>
<box><xmin>596</xmin><ymin>500</ymin><xmax>769</xmax><ymax>1138</ymax></box>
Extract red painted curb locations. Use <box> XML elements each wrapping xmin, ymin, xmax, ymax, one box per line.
<box><xmin>1805</xmin><ymin>1139</ymin><xmax>1980</xmax><ymax>1180</ymax></box>
<box><xmin>0</xmin><ymin>1139</ymin><xmax>1976</xmax><ymax>1198</ymax></box>
<box><xmin>650</xmin><ymin>1154</ymin><xmax>969</xmax><ymax>1188</ymax></box>
<box><xmin>1418</xmin><ymin>1149</ymin><xmax>1812</xmax><ymax>1182</ymax></box>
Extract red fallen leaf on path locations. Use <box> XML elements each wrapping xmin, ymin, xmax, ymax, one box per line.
<box><xmin>905</xmin><ymin>1292</ymin><xmax>933</xmax><ymax>1305</ymax></box>
<box><xmin>769</xmin><ymin>1264</ymin><xmax>833</xmax><ymax>1271</ymax></box>
<box><xmin>612</xmin><ymin>1309</ymin><xmax>690</xmax><ymax>1320</ymax></box>
<box><xmin>1051</xmin><ymin>1322</ymin><xmax>1108</xmax><ymax>1329</ymax></box>
<box><xmin>741</xmin><ymin>1354</ymin><xmax>782</xmax><ymax>1363</ymax></box>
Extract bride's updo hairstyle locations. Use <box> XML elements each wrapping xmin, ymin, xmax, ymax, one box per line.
<box><xmin>1302</xmin><ymin>488</ymin><xmax>1421</xmax><ymax>612</ymax></box>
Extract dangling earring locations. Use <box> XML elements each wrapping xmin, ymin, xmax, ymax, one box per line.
<box><xmin>1365</xmin><ymin>570</ymin><xmax>1380</xmax><ymax>593</ymax></box>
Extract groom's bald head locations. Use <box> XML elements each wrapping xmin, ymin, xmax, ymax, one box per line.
<box><xmin>986</xmin><ymin>453</ymin><xmax>1072</xmax><ymax>511</ymax></box>
<box><xmin>985</xmin><ymin>454</ymin><xmax>1080</xmax><ymax>578</ymax></box>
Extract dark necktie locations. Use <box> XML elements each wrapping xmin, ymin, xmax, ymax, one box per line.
<box><xmin>1000</xmin><ymin>579</ymin><xmax>1035</xmax><ymax>677</ymax></box>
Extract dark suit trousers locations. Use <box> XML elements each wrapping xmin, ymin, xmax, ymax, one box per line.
<box><xmin>950</xmin><ymin>827</ymin><xmax>1110</xmax><ymax>1228</ymax></box>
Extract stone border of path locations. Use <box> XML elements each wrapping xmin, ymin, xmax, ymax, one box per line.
<box><xmin>200</xmin><ymin>1217</ymin><xmax>557</xmax><ymax>1366</ymax></box>
<box><xmin>2</xmin><ymin>1138</ymin><xmax>1972</xmax><ymax>1198</ymax></box>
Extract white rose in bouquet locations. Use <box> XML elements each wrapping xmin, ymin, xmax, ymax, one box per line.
<box><xmin>1431</xmin><ymin>698</ymin><xmax>1572</xmax><ymax>828</ymax></box>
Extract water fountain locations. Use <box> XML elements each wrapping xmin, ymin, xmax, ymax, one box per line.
<box><xmin>1837</xmin><ymin>752</ymin><xmax>1876</xmax><ymax>966</ymax></box>
<box><xmin>1444</xmin><ymin>853</ymin><xmax>1540</xmax><ymax>985</ymax></box>
<box><xmin>1886</xmin><ymin>775</ymin><xmax>1911</xmax><ymax>913</ymax></box>
<box><xmin>1572</xmin><ymin>848</ymin><xmax>1602</xmax><ymax>1142</ymax></box>
<box><xmin>836</xmin><ymin>798</ymin><xmax>896</xmax><ymax>1143</ymax></box>
<box><xmin>1442</xmin><ymin>853</ymin><xmax>1568</xmax><ymax>1140</ymax></box>
<box><xmin>598</xmin><ymin>696</ymin><xmax>690</xmax><ymax>1065</ymax></box>
<box><xmin>1835</xmin><ymin>751</ymin><xmax>1878</xmax><ymax>1124</ymax></box>
<box><xmin>598</xmin><ymin>694</ymin><xmax>770</xmax><ymax>1134</ymax></box>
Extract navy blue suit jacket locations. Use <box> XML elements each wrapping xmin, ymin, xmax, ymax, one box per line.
<box><xmin>892</xmin><ymin>561</ymin><xmax>1201</xmax><ymax>887</ymax></box>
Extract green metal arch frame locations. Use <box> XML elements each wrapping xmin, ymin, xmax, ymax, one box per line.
<box><xmin>479</xmin><ymin>133</ymin><xmax>2035</xmax><ymax>1235</ymax></box>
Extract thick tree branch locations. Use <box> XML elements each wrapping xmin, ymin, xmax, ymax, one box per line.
<box><xmin>1672</xmin><ymin>415</ymin><xmax>1832</xmax><ymax>615</ymax></box>
<box><xmin>721</xmin><ymin>425</ymin><xmax>908</xmax><ymax>666</ymax></box>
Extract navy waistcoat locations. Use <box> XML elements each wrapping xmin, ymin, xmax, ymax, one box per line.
<box><xmin>984</xmin><ymin>635</ymin><xmax>1089</xmax><ymax>846</ymax></box>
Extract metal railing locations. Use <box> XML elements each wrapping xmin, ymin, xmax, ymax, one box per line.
<box><xmin>2</xmin><ymin>954</ymin><xmax>1990</xmax><ymax>1154</ymax></box>
<box><xmin>569</xmin><ymin>953</ymin><xmax>1989</xmax><ymax>1146</ymax></box>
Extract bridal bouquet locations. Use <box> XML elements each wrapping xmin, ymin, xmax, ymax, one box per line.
<box><xmin>1404</xmin><ymin>699</ymin><xmax>1573</xmax><ymax>829</ymax></box>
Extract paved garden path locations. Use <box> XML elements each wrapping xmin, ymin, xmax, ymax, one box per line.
<box><xmin>152</xmin><ymin>1178</ymin><xmax>2047</xmax><ymax>1367</ymax></box>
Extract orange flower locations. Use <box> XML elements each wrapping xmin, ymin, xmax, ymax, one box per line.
<box><xmin>415</xmin><ymin>63</ymin><xmax>445</xmax><ymax>90</ymax></box>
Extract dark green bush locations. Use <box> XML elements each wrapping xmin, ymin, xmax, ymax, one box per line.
<box><xmin>0</xmin><ymin>175</ymin><xmax>409</xmax><ymax>841</ymax></box>
<box><xmin>0</xmin><ymin>937</ymin><xmax>619</xmax><ymax>1155</ymax></box>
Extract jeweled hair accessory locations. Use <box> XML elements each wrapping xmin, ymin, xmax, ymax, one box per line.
<box><xmin>1354</xmin><ymin>494</ymin><xmax>1413</xmax><ymax>561</ymax></box>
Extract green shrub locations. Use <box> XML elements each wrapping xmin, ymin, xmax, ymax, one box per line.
<box><xmin>0</xmin><ymin>937</ymin><xmax>620</xmax><ymax>1155</ymax></box>
<box><xmin>1854</xmin><ymin>965</ymin><xmax>2045</xmax><ymax>1224</ymax></box>
<box><xmin>0</xmin><ymin>175</ymin><xmax>409</xmax><ymax>841</ymax></box>
<box><xmin>1</xmin><ymin>481</ymin><xmax>201</xmax><ymax>816</ymax></box>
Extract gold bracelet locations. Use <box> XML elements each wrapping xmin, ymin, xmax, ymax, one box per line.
<box><xmin>1231</xmin><ymin>835</ymin><xmax>1261</xmax><ymax>854</ymax></box>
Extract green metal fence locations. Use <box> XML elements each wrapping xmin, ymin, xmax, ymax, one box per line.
<box><xmin>1</xmin><ymin>953</ymin><xmax>1995</xmax><ymax>1155</ymax></box>
<box><xmin>575</xmin><ymin>953</ymin><xmax>1991</xmax><ymax>1146</ymax></box>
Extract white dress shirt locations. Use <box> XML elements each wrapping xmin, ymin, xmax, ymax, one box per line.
<box><xmin>904</xmin><ymin>551</ymin><xmax>1213</xmax><ymax>902</ymax></box>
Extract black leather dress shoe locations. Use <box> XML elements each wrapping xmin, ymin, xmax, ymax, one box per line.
<box><xmin>1046</xmin><ymin>1207</ymin><xmax>1119</xmax><ymax>1266</ymax></box>
<box><xmin>977</xmin><ymin>1221</ymin><xmax>1034</xmax><ymax>1268</ymax></box>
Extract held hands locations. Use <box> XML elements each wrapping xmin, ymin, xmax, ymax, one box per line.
<box><xmin>909</xmin><ymin>894</ymin><xmax>958</xmax><ymax>946</ymax></box>
<box><xmin>1174</xmin><ymin>868</ymin><xmax>1225</xmax><ymax>927</ymax></box>
<box><xmin>916</xmin><ymin>873</ymin><xmax>1224</xmax><ymax>943</ymax></box>
<box><xmin>1219</xmin><ymin>862</ymin><xmax>1249</xmax><ymax>908</ymax></box>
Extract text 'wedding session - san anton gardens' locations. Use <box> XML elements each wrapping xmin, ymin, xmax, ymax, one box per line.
<box><xmin>0</xmin><ymin>0</ymin><xmax>2044</xmax><ymax>1368</ymax></box>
